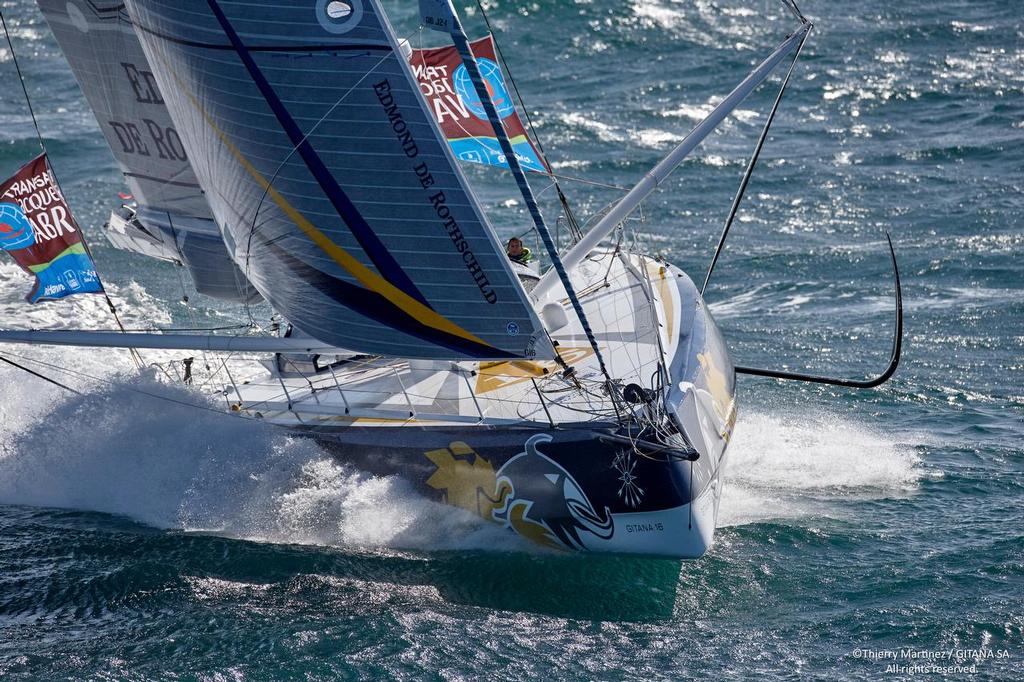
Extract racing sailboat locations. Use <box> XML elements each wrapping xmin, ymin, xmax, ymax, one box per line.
<box><xmin>0</xmin><ymin>0</ymin><xmax>901</xmax><ymax>558</ymax></box>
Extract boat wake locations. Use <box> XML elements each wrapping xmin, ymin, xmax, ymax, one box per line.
<box><xmin>719</xmin><ymin>409</ymin><xmax>922</xmax><ymax>527</ymax></box>
<box><xmin>0</xmin><ymin>360</ymin><xmax>920</xmax><ymax>551</ymax></box>
<box><xmin>0</xmin><ymin>373</ymin><xmax>524</xmax><ymax>554</ymax></box>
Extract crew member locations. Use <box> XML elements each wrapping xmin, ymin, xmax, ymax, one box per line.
<box><xmin>506</xmin><ymin>237</ymin><xmax>532</xmax><ymax>265</ymax></box>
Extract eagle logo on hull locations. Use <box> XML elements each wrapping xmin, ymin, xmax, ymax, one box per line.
<box><xmin>424</xmin><ymin>434</ymin><xmax>615</xmax><ymax>550</ymax></box>
<box><xmin>493</xmin><ymin>434</ymin><xmax>614</xmax><ymax>550</ymax></box>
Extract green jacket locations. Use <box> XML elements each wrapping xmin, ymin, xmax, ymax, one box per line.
<box><xmin>509</xmin><ymin>246</ymin><xmax>532</xmax><ymax>265</ymax></box>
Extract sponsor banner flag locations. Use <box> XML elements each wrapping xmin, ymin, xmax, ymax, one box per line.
<box><xmin>411</xmin><ymin>35</ymin><xmax>547</xmax><ymax>173</ymax></box>
<box><xmin>0</xmin><ymin>153</ymin><xmax>104</xmax><ymax>303</ymax></box>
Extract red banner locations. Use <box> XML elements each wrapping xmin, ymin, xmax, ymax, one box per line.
<box><xmin>411</xmin><ymin>36</ymin><xmax>547</xmax><ymax>173</ymax></box>
<box><xmin>0</xmin><ymin>153</ymin><xmax>103</xmax><ymax>302</ymax></box>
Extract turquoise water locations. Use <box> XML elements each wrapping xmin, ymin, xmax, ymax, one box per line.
<box><xmin>0</xmin><ymin>0</ymin><xmax>1022</xmax><ymax>678</ymax></box>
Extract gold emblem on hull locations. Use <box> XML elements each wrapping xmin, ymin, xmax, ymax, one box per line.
<box><xmin>424</xmin><ymin>441</ymin><xmax>508</xmax><ymax>518</ymax></box>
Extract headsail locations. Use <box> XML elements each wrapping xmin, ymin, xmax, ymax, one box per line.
<box><xmin>124</xmin><ymin>0</ymin><xmax>553</xmax><ymax>360</ymax></box>
<box><xmin>37</xmin><ymin>0</ymin><xmax>260</xmax><ymax>303</ymax></box>
<box><xmin>37</xmin><ymin>0</ymin><xmax>207</xmax><ymax>219</ymax></box>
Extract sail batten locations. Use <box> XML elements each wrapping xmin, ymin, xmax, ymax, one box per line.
<box><xmin>203</xmin><ymin>0</ymin><xmax>431</xmax><ymax>309</ymax></box>
<box><xmin>125</xmin><ymin>0</ymin><xmax>552</xmax><ymax>360</ymax></box>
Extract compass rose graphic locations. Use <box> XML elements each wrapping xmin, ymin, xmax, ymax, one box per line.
<box><xmin>613</xmin><ymin>450</ymin><xmax>644</xmax><ymax>508</ymax></box>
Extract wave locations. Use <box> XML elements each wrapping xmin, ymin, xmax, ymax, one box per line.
<box><xmin>0</xmin><ymin>374</ymin><xmax>525</xmax><ymax>554</ymax></box>
<box><xmin>718</xmin><ymin>409</ymin><xmax>922</xmax><ymax>527</ymax></box>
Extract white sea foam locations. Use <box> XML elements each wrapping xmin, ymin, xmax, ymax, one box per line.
<box><xmin>632</xmin><ymin>2</ymin><xmax>688</xmax><ymax>30</ymax></box>
<box><xmin>777</xmin><ymin>294</ymin><xmax>811</xmax><ymax>309</ymax></box>
<box><xmin>0</xmin><ymin>373</ymin><xmax>522</xmax><ymax>553</ymax></box>
<box><xmin>559</xmin><ymin>111</ymin><xmax>621</xmax><ymax>143</ymax></box>
<box><xmin>706</xmin><ymin>283</ymin><xmax>773</xmax><ymax>318</ymax></box>
<box><xmin>636</xmin><ymin>128</ymin><xmax>678</xmax><ymax>149</ymax></box>
<box><xmin>718</xmin><ymin>409</ymin><xmax>921</xmax><ymax>527</ymax></box>
<box><xmin>661</xmin><ymin>100</ymin><xmax>760</xmax><ymax>125</ymax></box>
<box><xmin>0</xmin><ymin>258</ymin><xmax>520</xmax><ymax>553</ymax></box>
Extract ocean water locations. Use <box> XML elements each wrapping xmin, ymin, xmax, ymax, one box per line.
<box><xmin>0</xmin><ymin>0</ymin><xmax>1021</xmax><ymax>679</ymax></box>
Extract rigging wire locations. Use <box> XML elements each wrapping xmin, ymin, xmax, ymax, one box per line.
<box><xmin>0</xmin><ymin>10</ymin><xmax>144</xmax><ymax>370</ymax></box>
<box><xmin>0</xmin><ymin>11</ymin><xmax>43</xmax><ymax>149</ymax></box>
<box><xmin>780</xmin><ymin>0</ymin><xmax>807</xmax><ymax>23</ymax></box>
<box><xmin>165</xmin><ymin>212</ymin><xmax>216</xmax><ymax>373</ymax></box>
<box><xmin>0</xmin><ymin>354</ymin><xmax>81</xmax><ymax>395</ymax></box>
<box><xmin>118</xmin><ymin>324</ymin><xmax>253</xmax><ymax>333</ymax></box>
<box><xmin>701</xmin><ymin>23</ymin><xmax>810</xmax><ymax>296</ymax></box>
<box><xmin>0</xmin><ymin>349</ymin><xmax>261</xmax><ymax>422</ymax></box>
<box><xmin>471</xmin><ymin>0</ymin><xmax>584</xmax><ymax>243</ymax></box>
<box><xmin>544</xmin><ymin>172</ymin><xmax>628</xmax><ymax>192</ymax></box>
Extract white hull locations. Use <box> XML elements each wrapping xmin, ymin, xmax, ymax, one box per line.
<box><xmin>231</xmin><ymin>250</ymin><xmax>736</xmax><ymax>559</ymax></box>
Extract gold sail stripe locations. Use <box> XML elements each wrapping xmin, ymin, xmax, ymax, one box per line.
<box><xmin>170</xmin><ymin>71</ymin><xmax>498</xmax><ymax>352</ymax></box>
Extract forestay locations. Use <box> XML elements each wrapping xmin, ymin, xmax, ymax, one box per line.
<box><xmin>124</xmin><ymin>0</ymin><xmax>553</xmax><ymax>361</ymax></box>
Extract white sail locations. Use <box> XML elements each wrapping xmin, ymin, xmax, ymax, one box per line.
<box><xmin>37</xmin><ymin>0</ymin><xmax>260</xmax><ymax>303</ymax></box>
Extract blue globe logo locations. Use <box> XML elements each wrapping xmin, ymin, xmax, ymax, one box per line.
<box><xmin>453</xmin><ymin>59</ymin><xmax>515</xmax><ymax>120</ymax></box>
<box><xmin>0</xmin><ymin>202</ymin><xmax>35</xmax><ymax>251</ymax></box>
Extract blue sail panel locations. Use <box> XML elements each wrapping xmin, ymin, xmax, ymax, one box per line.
<box><xmin>125</xmin><ymin>0</ymin><xmax>553</xmax><ymax>360</ymax></box>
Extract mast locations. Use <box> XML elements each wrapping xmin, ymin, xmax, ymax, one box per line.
<box><xmin>532</xmin><ymin>21</ymin><xmax>811</xmax><ymax>300</ymax></box>
<box><xmin>430</xmin><ymin>0</ymin><xmax>618</xmax><ymax>394</ymax></box>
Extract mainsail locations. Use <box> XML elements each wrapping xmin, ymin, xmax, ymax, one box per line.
<box><xmin>37</xmin><ymin>0</ymin><xmax>260</xmax><ymax>303</ymax></box>
<box><xmin>124</xmin><ymin>0</ymin><xmax>553</xmax><ymax>360</ymax></box>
